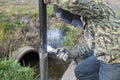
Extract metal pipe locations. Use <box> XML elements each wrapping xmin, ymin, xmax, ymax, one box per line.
<box><xmin>39</xmin><ymin>0</ymin><xmax>48</xmax><ymax>80</ymax></box>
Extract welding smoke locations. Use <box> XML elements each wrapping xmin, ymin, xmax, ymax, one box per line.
<box><xmin>47</xmin><ymin>28</ymin><xmax>63</xmax><ymax>52</ymax></box>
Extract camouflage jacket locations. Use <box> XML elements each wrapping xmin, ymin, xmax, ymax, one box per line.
<box><xmin>45</xmin><ymin>0</ymin><xmax>120</xmax><ymax>63</ymax></box>
<box><xmin>94</xmin><ymin>20</ymin><xmax>120</xmax><ymax>63</ymax></box>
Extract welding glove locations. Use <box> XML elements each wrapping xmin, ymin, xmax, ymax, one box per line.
<box><xmin>56</xmin><ymin>48</ymin><xmax>69</xmax><ymax>61</ymax></box>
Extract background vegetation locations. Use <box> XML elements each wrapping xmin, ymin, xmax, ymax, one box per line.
<box><xmin>0</xmin><ymin>59</ymin><xmax>37</xmax><ymax>80</ymax></box>
<box><xmin>0</xmin><ymin>1</ymin><xmax>39</xmax><ymax>79</ymax></box>
<box><xmin>0</xmin><ymin>0</ymin><xmax>40</xmax><ymax>58</ymax></box>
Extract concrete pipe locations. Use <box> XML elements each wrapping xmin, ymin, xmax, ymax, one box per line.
<box><xmin>11</xmin><ymin>46</ymin><xmax>39</xmax><ymax>67</ymax></box>
<box><xmin>11</xmin><ymin>46</ymin><xmax>40</xmax><ymax>75</ymax></box>
<box><xmin>11</xmin><ymin>46</ymin><xmax>70</xmax><ymax>79</ymax></box>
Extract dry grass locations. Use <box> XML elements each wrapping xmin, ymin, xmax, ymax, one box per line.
<box><xmin>0</xmin><ymin>26</ymin><xmax>39</xmax><ymax>58</ymax></box>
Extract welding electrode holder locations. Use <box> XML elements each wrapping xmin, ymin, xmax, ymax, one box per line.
<box><xmin>56</xmin><ymin>48</ymin><xmax>69</xmax><ymax>61</ymax></box>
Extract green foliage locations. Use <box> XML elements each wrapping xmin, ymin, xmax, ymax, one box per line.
<box><xmin>0</xmin><ymin>26</ymin><xmax>4</xmax><ymax>46</ymax></box>
<box><xmin>0</xmin><ymin>12</ymin><xmax>8</xmax><ymax>21</ymax></box>
<box><xmin>0</xmin><ymin>60</ymin><xmax>35</xmax><ymax>80</ymax></box>
<box><xmin>62</xmin><ymin>25</ymin><xmax>82</xmax><ymax>46</ymax></box>
<box><xmin>1</xmin><ymin>2</ymin><xmax>38</xmax><ymax>17</ymax></box>
<box><xmin>0</xmin><ymin>1</ymin><xmax>38</xmax><ymax>32</ymax></box>
<box><xmin>47</xmin><ymin>5</ymin><xmax>54</xmax><ymax>16</ymax></box>
<box><xmin>13</xmin><ymin>19</ymin><xmax>25</xmax><ymax>28</ymax></box>
<box><xmin>4</xmin><ymin>22</ymin><xmax>13</xmax><ymax>32</ymax></box>
<box><xmin>0</xmin><ymin>12</ymin><xmax>13</xmax><ymax>32</ymax></box>
<box><xmin>0</xmin><ymin>12</ymin><xmax>12</xmax><ymax>32</ymax></box>
<box><xmin>0</xmin><ymin>2</ymin><xmax>4</xmax><ymax>6</ymax></box>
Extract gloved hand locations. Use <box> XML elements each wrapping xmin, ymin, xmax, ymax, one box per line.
<box><xmin>56</xmin><ymin>48</ymin><xmax>69</xmax><ymax>61</ymax></box>
<box><xmin>47</xmin><ymin>45</ymin><xmax>69</xmax><ymax>61</ymax></box>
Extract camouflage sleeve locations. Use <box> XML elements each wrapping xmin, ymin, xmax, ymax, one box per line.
<box><xmin>95</xmin><ymin>20</ymin><xmax>120</xmax><ymax>63</ymax></box>
<box><xmin>51</xmin><ymin>33</ymin><xmax>94</xmax><ymax>61</ymax></box>
<box><xmin>66</xmin><ymin>40</ymin><xmax>94</xmax><ymax>60</ymax></box>
<box><xmin>82</xmin><ymin>19</ymin><xmax>120</xmax><ymax>63</ymax></box>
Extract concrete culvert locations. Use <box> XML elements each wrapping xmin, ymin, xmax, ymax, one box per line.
<box><xmin>11</xmin><ymin>46</ymin><xmax>40</xmax><ymax>75</ymax></box>
<box><xmin>19</xmin><ymin>51</ymin><xmax>39</xmax><ymax>67</ymax></box>
<box><xmin>11</xmin><ymin>46</ymin><xmax>69</xmax><ymax>79</ymax></box>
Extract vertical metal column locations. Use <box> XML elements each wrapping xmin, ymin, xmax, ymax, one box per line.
<box><xmin>39</xmin><ymin>0</ymin><xmax>48</xmax><ymax>80</ymax></box>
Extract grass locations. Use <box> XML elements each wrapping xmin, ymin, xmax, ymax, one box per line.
<box><xmin>47</xmin><ymin>5</ymin><xmax>54</xmax><ymax>17</ymax></box>
<box><xmin>0</xmin><ymin>0</ymin><xmax>38</xmax><ymax>17</ymax></box>
<box><xmin>0</xmin><ymin>59</ymin><xmax>36</xmax><ymax>80</ymax></box>
<box><xmin>0</xmin><ymin>0</ymin><xmax>40</xmax><ymax>58</ymax></box>
<box><xmin>0</xmin><ymin>0</ymin><xmax>39</xmax><ymax>32</ymax></box>
<box><xmin>62</xmin><ymin>25</ymin><xmax>82</xmax><ymax>47</ymax></box>
<box><xmin>0</xmin><ymin>26</ymin><xmax>4</xmax><ymax>46</ymax></box>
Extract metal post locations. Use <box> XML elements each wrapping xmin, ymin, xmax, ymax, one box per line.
<box><xmin>39</xmin><ymin>0</ymin><xmax>48</xmax><ymax>80</ymax></box>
